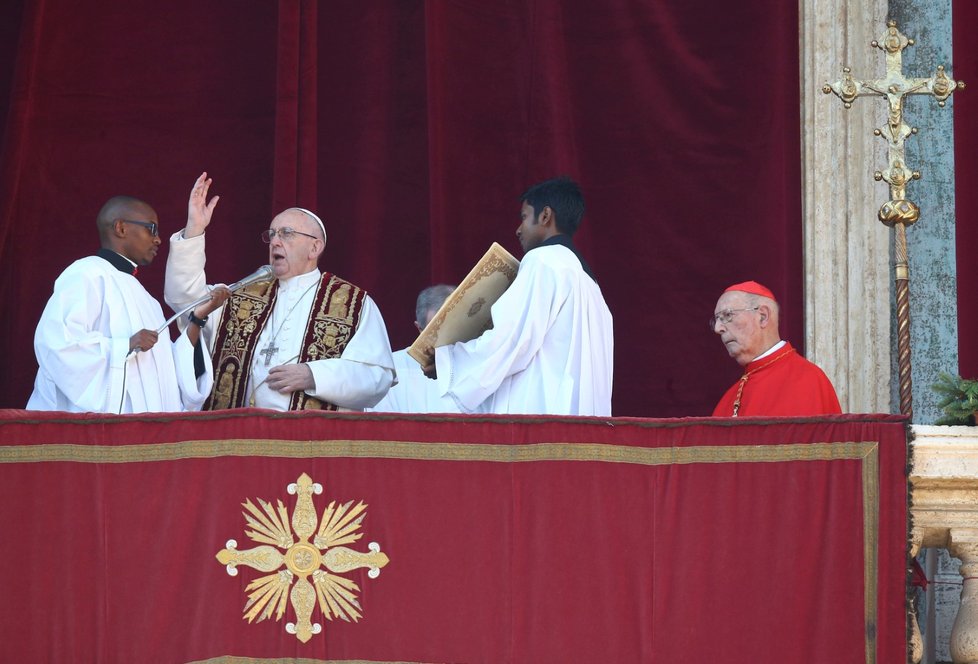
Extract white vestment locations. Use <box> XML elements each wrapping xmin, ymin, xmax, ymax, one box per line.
<box><xmin>434</xmin><ymin>243</ymin><xmax>614</xmax><ymax>415</ymax></box>
<box><xmin>368</xmin><ymin>348</ymin><xmax>462</xmax><ymax>414</ymax></box>
<box><xmin>164</xmin><ymin>232</ymin><xmax>395</xmax><ymax>411</ymax></box>
<box><xmin>27</xmin><ymin>255</ymin><xmax>213</xmax><ymax>413</ymax></box>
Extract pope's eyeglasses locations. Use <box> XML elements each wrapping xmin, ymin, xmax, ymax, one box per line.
<box><xmin>261</xmin><ymin>227</ymin><xmax>320</xmax><ymax>243</ymax></box>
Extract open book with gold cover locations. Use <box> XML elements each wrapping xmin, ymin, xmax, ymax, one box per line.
<box><xmin>406</xmin><ymin>242</ymin><xmax>520</xmax><ymax>367</ymax></box>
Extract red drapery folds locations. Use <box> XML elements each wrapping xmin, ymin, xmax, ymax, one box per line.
<box><xmin>0</xmin><ymin>410</ymin><xmax>908</xmax><ymax>663</ymax></box>
<box><xmin>954</xmin><ymin>0</ymin><xmax>978</xmax><ymax>379</ymax></box>
<box><xmin>0</xmin><ymin>1</ymin><xmax>802</xmax><ymax>416</ymax></box>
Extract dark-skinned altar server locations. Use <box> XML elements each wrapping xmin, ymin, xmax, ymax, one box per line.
<box><xmin>28</xmin><ymin>193</ymin><xmax>228</xmax><ymax>413</ymax></box>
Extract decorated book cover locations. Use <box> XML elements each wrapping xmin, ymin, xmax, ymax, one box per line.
<box><xmin>406</xmin><ymin>242</ymin><xmax>520</xmax><ymax>367</ymax></box>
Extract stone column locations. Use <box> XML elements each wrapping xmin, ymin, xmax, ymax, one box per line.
<box><xmin>800</xmin><ymin>0</ymin><xmax>891</xmax><ymax>414</ymax></box>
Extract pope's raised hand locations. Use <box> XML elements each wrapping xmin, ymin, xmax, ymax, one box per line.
<box><xmin>185</xmin><ymin>171</ymin><xmax>220</xmax><ymax>239</ymax></box>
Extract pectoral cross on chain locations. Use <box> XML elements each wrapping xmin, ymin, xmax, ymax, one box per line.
<box><xmin>259</xmin><ymin>341</ymin><xmax>279</xmax><ymax>367</ymax></box>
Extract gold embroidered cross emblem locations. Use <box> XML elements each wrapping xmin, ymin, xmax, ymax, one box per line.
<box><xmin>216</xmin><ymin>473</ymin><xmax>389</xmax><ymax>642</ymax></box>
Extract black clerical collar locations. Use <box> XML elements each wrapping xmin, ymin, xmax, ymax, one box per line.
<box><xmin>97</xmin><ymin>248</ymin><xmax>138</xmax><ymax>276</ymax></box>
<box><xmin>536</xmin><ymin>234</ymin><xmax>596</xmax><ymax>282</ymax></box>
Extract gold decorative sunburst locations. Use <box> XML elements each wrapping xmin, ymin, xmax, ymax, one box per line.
<box><xmin>215</xmin><ymin>473</ymin><xmax>389</xmax><ymax>642</ymax></box>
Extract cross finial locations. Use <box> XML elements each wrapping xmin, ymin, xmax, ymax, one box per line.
<box><xmin>821</xmin><ymin>20</ymin><xmax>965</xmax><ymax>420</ymax></box>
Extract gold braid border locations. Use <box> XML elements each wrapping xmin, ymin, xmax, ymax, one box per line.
<box><xmin>187</xmin><ymin>658</ymin><xmax>434</xmax><ymax>664</ymax></box>
<box><xmin>0</xmin><ymin>439</ymin><xmax>874</xmax><ymax>465</ymax></box>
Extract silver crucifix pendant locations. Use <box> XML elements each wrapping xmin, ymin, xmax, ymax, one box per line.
<box><xmin>259</xmin><ymin>342</ymin><xmax>279</xmax><ymax>367</ymax></box>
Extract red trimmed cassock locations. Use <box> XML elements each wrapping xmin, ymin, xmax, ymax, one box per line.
<box><xmin>712</xmin><ymin>341</ymin><xmax>841</xmax><ymax>417</ymax></box>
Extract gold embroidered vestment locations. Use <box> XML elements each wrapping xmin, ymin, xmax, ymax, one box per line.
<box><xmin>205</xmin><ymin>273</ymin><xmax>366</xmax><ymax>410</ymax></box>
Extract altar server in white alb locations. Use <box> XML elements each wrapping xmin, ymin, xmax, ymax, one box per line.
<box><xmin>369</xmin><ymin>284</ymin><xmax>461</xmax><ymax>413</ymax></box>
<box><xmin>428</xmin><ymin>176</ymin><xmax>614</xmax><ymax>415</ymax></box>
<box><xmin>28</xmin><ymin>195</ymin><xmax>230</xmax><ymax>413</ymax></box>
<box><xmin>164</xmin><ymin>172</ymin><xmax>395</xmax><ymax>411</ymax></box>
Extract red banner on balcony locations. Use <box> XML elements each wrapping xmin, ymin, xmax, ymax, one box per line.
<box><xmin>0</xmin><ymin>410</ymin><xmax>908</xmax><ymax>663</ymax></box>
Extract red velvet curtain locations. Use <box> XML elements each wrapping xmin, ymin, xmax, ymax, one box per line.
<box><xmin>954</xmin><ymin>0</ymin><xmax>978</xmax><ymax>379</ymax></box>
<box><xmin>0</xmin><ymin>1</ymin><xmax>803</xmax><ymax>416</ymax></box>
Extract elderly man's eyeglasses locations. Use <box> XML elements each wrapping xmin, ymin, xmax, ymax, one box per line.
<box><xmin>709</xmin><ymin>307</ymin><xmax>759</xmax><ymax>329</ymax></box>
<box><xmin>261</xmin><ymin>227</ymin><xmax>320</xmax><ymax>243</ymax></box>
<box><xmin>120</xmin><ymin>219</ymin><xmax>158</xmax><ymax>237</ymax></box>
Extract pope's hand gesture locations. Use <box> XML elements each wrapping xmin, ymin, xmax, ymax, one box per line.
<box><xmin>185</xmin><ymin>171</ymin><xmax>220</xmax><ymax>239</ymax></box>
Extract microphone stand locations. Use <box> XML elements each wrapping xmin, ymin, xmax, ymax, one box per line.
<box><xmin>127</xmin><ymin>265</ymin><xmax>275</xmax><ymax>357</ymax></box>
<box><xmin>156</xmin><ymin>265</ymin><xmax>274</xmax><ymax>334</ymax></box>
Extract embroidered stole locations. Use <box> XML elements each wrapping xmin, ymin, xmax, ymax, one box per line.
<box><xmin>204</xmin><ymin>273</ymin><xmax>366</xmax><ymax>410</ymax></box>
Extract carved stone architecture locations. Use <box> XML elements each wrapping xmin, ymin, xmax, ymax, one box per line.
<box><xmin>912</xmin><ymin>426</ymin><xmax>978</xmax><ymax>663</ymax></box>
<box><xmin>801</xmin><ymin>0</ymin><xmax>890</xmax><ymax>415</ymax></box>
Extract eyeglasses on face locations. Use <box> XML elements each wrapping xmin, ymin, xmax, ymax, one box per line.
<box><xmin>709</xmin><ymin>307</ymin><xmax>759</xmax><ymax>329</ymax></box>
<box><xmin>120</xmin><ymin>219</ymin><xmax>158</xmax><ymax>237</ymax></box>
<box><xmin>260</xmin><ymin>227</ymin><xmax>320</xmax><ymax>243</ymax></box>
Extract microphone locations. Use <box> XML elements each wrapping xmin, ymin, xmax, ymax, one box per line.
<box><xmin>154</xmin><ymin>265</ymin><xmax>274</xmax><ymax>334</ymax></box>
<box><xmin>226</xmin><ymin>264</ymin><xmax>275</xmax><ymax>292</ymax></box>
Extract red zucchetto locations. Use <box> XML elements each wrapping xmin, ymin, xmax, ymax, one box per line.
<box><xmin>723</xmin><ymin>280</ymin><xmax>777</xmax><ymax>302</ymax></box>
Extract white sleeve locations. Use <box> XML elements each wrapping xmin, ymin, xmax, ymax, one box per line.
<box><xmin>164</xmin><ymin>230</ymin><xmax>221</xmax><ymax>352</ymax></box>
<box><xmin>31</xmin><ymin>270</ymin><xmax>127</xmax><ymax>412</ymax></box>
<box><xmin>172</xmin><ymin>333</ymin><xmax>214</xmax><ymax>411</ymax></box>
<box><xmin>366</xmin><ymin>350</ymin><xmax>408</xmax><ymax>412</ymax></box>
<box><xmin>435</xmin><ymin>252</ymin><xmax>560</xmax><ymax>413</ymax></box>
<box><xmin>306</xmin><ymin>295</ymin><xmax>396</xmax><ymax>409</ymax></box>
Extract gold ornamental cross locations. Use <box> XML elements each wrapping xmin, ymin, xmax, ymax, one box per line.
<box><xmin>216</xmin><ymin>473</ymin><xmax>389</xmax><ymax>643</ymax></box>
<box><xmin>823</xmin><ymin>19</ymin><xmax>964</xmax><ymax>419</ymax></box>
